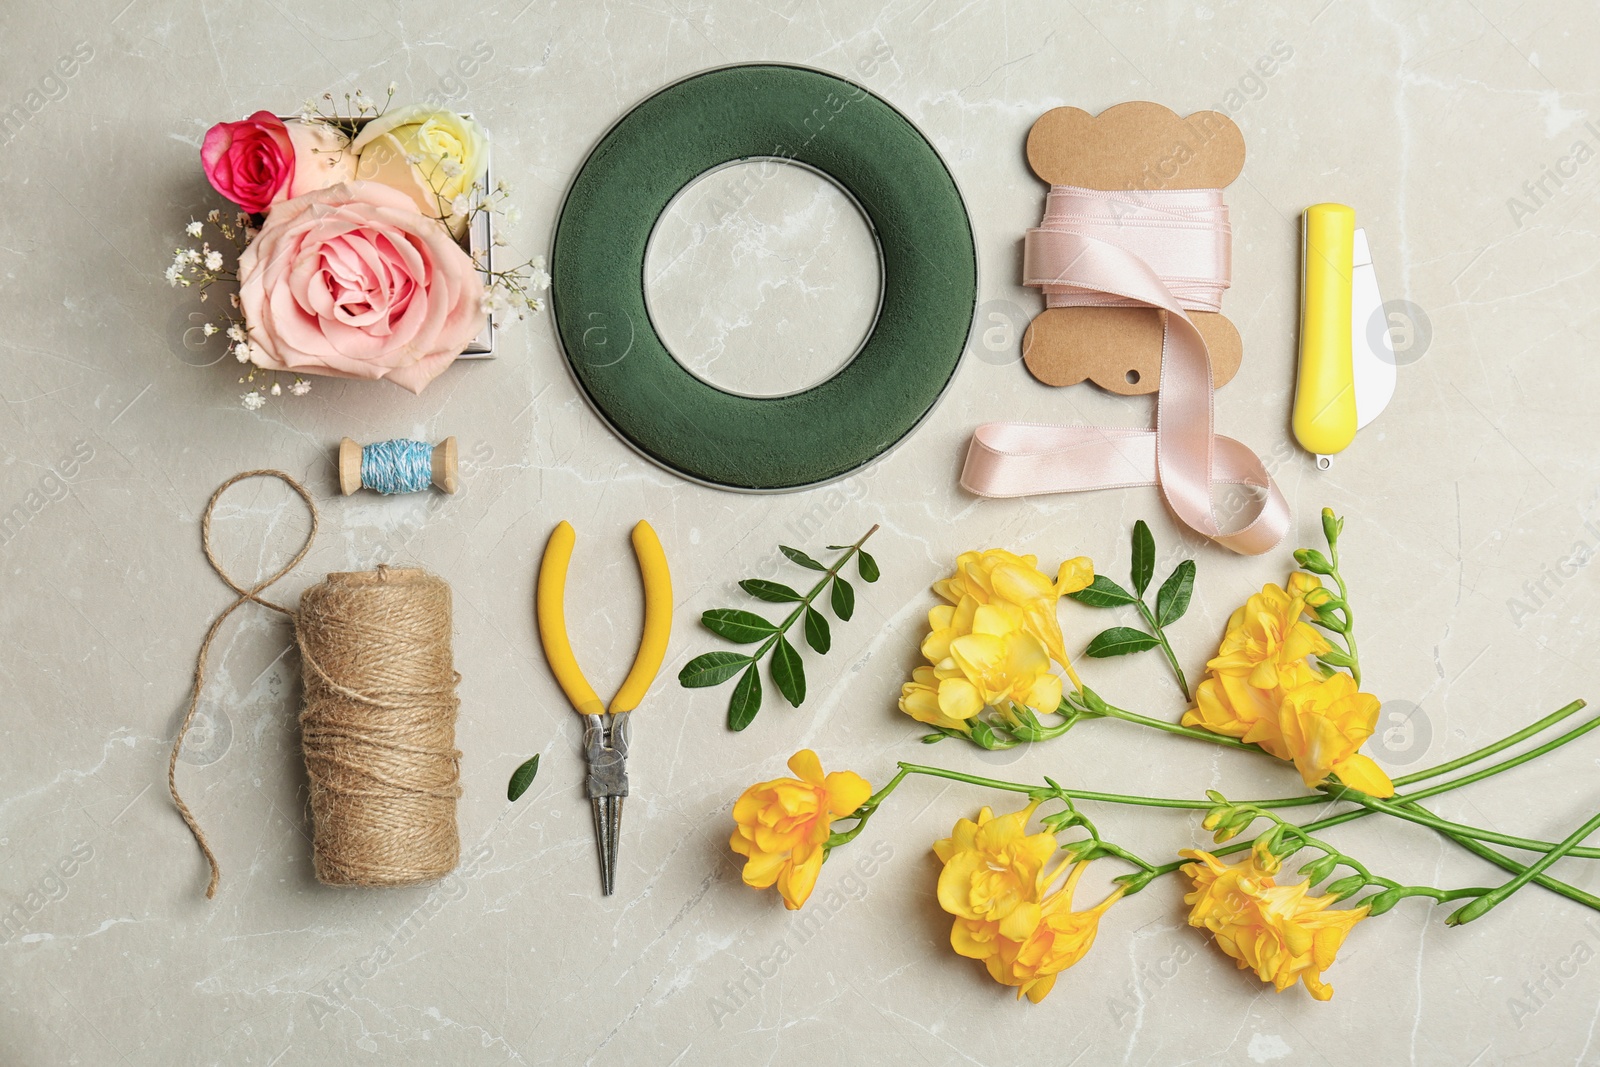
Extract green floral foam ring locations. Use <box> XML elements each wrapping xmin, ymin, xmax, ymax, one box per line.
<box><xmin>550</xmin><ymin>64</ymin><xmax>977</xmax><ymax>492</ymax></box>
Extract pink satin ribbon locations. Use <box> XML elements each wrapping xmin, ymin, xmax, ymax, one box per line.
<box><xmin>962</xmin><ymin>184</ymin><xmax>1289</xmax><ymax>556</ymax></box>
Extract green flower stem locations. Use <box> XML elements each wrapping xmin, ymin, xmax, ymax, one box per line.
<box><xmin>893</xmin><ymin>762</ymin><xmax>1213</xmax><ymax>808</ymax></box>
<box><xmin>826</xmin><ymin>764</ymin><xmax>909</xmax><ymax>848</ymax></box>
<box><xmin>1392</xmin><ymin>699</ymin><xmax>1587</xmax><ymax>787</ymax></box>
<box><xmin>1325</xmin><ymin>563</ymin><xmax>1361</xmax><ymax>689</ymax></box>
<box><xmin>1133</xmin><ymin>599</ymin><xmax>1192</xmax><ymax>702</ymax></box>
<box><xmin>1399</xmin><ymin>710</ymin><xmax>1600</xmax><ymax>803</ymax></box>
<box><xmin>1200</xmin><ymin>706</ymin><xmax>1600</xmax><ymax>825</ymax></box>
<box><xmin>832</xmin><ymin>756</ymin><xmax>1600</xmax><ymax>913</ymax></box>
<box><xmin>1234</xmin><ymin>797</ymin><xmax>1600</xmax><ymax>913</ymax></box>
<box><xmin>1333</xmin><ymin>790</ymin><xmax>1600</xmax><ymax>862</ymax></box>
<box><xmin>1083</xmin><ymin>690</ymin><xmax>1589</xmax><ymax>798</ymax></box>
<box><xmin>745</xmin><ymin>525</ymin><xmax>879</xmax><ymax>664</ymax></box>
<box><xmin>1426</xmin><ymin>817</ymin><xmax>1600</xmax><ymax>912</ymax></box>
<box><xmin>1447</xmin><ymin>808</ymin><xmax>1600</xmax><ymax>925</ymax></box>
<box><xmin>1094</xmin><ymin>841</ymin><xmax>1159</xmax><ymax>872</ymax></box>
<box><xmin>1075</xmin><ymin>692</ymin><xmax>1260</xmax><ymax>754</ymax></box>
<box><xmin>1288</xmin><ymin>798</ymin><xmax>1600</xmax><ymax>913</ymax></box>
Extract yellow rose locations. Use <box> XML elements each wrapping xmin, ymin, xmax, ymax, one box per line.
<box><xmin>1180</xmin><ymin>848</ymin><xmax>1367</xmax><ymax>1001</ymax></box>
<box><xmin>1277</xmin><ymin>671</ymin><xmax>1394</xmax><ymax>797</ymax></box>
<box><xmin>729</xmin><ymin>750</ymin><xmax>871</xmax><ymax>910</ymax></box>
<box><xmin>351</xmin><ymin>105</ymin><xmax>489</xmax><ymax>236</ymax></box>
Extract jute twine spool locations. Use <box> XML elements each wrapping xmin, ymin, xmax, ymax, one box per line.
<box><xmin>169</xmin><ymin>470</ymin><xmax>462</xmax><ymax>898</ymax></box>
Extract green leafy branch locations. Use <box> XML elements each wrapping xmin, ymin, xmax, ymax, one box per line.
<box><xmin>680</xmin><ymin>525</ymin><xmax>880</xmax><ymax>731</ymax></box>
<box><xmin>1067</xmin><ymin>519</ymin><xmax>1195</xmax><ymax>701</ymax></box>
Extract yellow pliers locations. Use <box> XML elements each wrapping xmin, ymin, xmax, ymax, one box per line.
<box><xmin>536</xmin><ymin>520</ymin><xmax>672</xmax><ymax>895</ymax></box>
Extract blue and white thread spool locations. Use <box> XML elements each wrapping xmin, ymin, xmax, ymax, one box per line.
<box><xmin>339</xmin><ymin>437</ymin><xmax>458</xmax><ymax>496</ymax></box>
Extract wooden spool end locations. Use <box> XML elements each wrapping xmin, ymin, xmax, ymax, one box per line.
<box><xmin>432</xmin><ymin>437</ymin><xmax>458</xmax><ymax>494</ymax></box>
<box><xmin>338</xmin><ymin>437</ymin><xmax>362</xmax><ymax>496</ymax></box>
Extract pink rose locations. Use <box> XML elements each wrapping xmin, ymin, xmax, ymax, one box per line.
<box><xmin>238</xmin><ymin>181</ymin><xmax>485</xmax><ymax>394</ymax></box>
<box><xmin>201</xmin><ymin>113</ymin><xmax>356</xmax><ymax>214</ymax></box>
<box><xmin>201</xmin><ymin>112</ymin><xmax>293</xmax><ymax>214</ymax></box>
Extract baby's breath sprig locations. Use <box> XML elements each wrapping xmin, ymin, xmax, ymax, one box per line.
<box><xmin>168</xmin><ymin>211</ymin><xmax>308</xmax><ymax>408</ymax></box>
<box><xmin>298</xmin><ymin>82</ymin><xmax>396</xmax><ymax>132</ymax></box>
<box><xmin>463</xmin><ymin>178</ymin><xmax>549</xmax><ymax>324</ymax></box>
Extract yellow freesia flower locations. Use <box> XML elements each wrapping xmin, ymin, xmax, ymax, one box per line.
<box><xmin>934</xmin><ymin>801</ymin><xmax>1122</xmax><ymax>1002</ymax></box>
<box><xmin>729</xmin><ymin>750</ymin><xmax>871</xmax><ymax>910</ymax></box>
<box><xmin>1207</xmin><ymin>578</ymin><xmax>1332</xmax><ymax>698</ymax></box>
<box><xmin>898</xmin><ymin>665</ymin><xmax>975</xmax><ymax>733</ymax></box>
<box><xmin>985</xmin><ymin>862</ymin><xmax>1122</xmax><ymax>1002</ymax></box>
<box><xmin>1278</xmin><ymin>671</ymin><xmax>1395</xmax><ymax>797</ymax></box>
<box><xmin>1182</xmin><ymin>577</ymin><xmax>1333</xmax><ymax>754</ymax></box>
<box><xmin>1185</xmin><ymin>661</ymin><xmax>1317</xmax><ymax>757</ymax></box>
<box><xmin>932</xmin><ymin>548</ymin><xmax>1094</xmax><ymax>675</ymax></box>
<box><xmin>1180</xmin><ymin>848</ymin><xmax>1367</xmax><ymax>1001</ymax></box>
<box><xmin>946</xmin><ymin>603</ymin><xmax>1064</xmax><ymax>717</ymax></box>
<box><xmin>905</xmin><ymin>598</ymin><xmax>1064</xmax><ymax>726</ymax></box>
<box><xmin>933</xmin><ymin>802</ymin><xmax>1056</xmax><ymax>930</ymax></box>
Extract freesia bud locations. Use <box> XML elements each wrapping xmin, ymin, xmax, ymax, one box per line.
<box><xmin>1364</xmin><ymin>888</ymin><xmax>1405</xmax><ymax>916</ymax></box>
<box><xmin>1321</xmin><ymin>508</ymin><xmax>1343</xmax><ymax>548</ymax></box>
<box><xmin>1294</xmin><ymin>548</ymin><xmax>1335</xmax><ymax>575</ymax></box>
<box><xmin>1297</xmin><ymin>854</ymin><xmax>1339</xmax><ymax>885</ymax></box>
<box><xmin>1324</xmin><ymin>874</ymin><xmax>1367</xmax><ymax>900</ymax></box>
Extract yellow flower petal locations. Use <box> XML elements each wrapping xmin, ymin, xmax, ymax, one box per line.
<box><xmin>1331</xmin><ymin>753</ymin><xmax>1394</xmax><ymax>797</ymax></box>
<box><xmin>938</xmin><ymin>677</ymin><xmax>984</xmax><ymax>719</ymax></box>
<box><xmin>786</xmin><ymin>749</ymin><xmax>825</xmax><ymax>785</ymax></box>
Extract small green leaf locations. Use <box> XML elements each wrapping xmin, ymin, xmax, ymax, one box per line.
<box><xmin>1067</xmin><ymin>574</ymin><xmax>1138</xmax><ymax>607</ymax></box>
<box><xmin>1155</xmin><ymin>560</ymin><xmax>1196</xmax><ymax>627</ymax></box>
<box><xmin>700</xmin><ymin>608</ymin><xmax>779</xmax><ymax>643</ymax></box>
<box><xmin>830</xmin><ymin>576</ymin><xmax>855</xmax><ymax>620</ymax></box>
<box><xmin>679</xmin><ymin>651</ymin><xmax>753</xmax><ymax>688</ymax></box>
<box><xmin>506</xmin><ymin>754</ymin><xmax>540</xmax><ymax>802</ymax></box>
<box><xmin>739</xmin><ymin>578</ymin><xmax>804</xmax><ymax>602</ymax></box>
<box><xmin>1083</xmin><ymin>626</ymin><xmax>1162</xmax><ymax>658</ymax></box>
<box><xmin>803</xmin><ymin>606</ymin><xmax>831</xmax><ymax>654</ymax></box>
<box><xmin>779</xmin><ymin>545</ymin><xmax>826</xmax><ymax>570</ymax></box>
<box><xmin>857</xmin><ymin>550</ymin><xmax>880</xmax><ymax>583</ymax></box>
<box><xmin>771</xmin><ymin>636</ymin><xmax>806</xmax><ymax>707</ymax></box>
<box><xmin>1131</xmin><ymin>520</ymin><xmax>1156</xmax><ymax>596</ymax></box>
<box><xmin>727</xmin><ymin>663</ymin><xmax>763</xmax><ymax>730</ymax></box>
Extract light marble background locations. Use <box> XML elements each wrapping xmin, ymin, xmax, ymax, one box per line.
<box><xmin>4</xmin><ymin>1</ymin><xmax>1599</xmax><ymax>1064</ymax></box>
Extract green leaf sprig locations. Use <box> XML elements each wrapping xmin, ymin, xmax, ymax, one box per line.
<box><xmin>1068</xmin><ymin>519</ymin><xmax>1195</xmax><ymax>701</ymax></box>
<box><xmin>680</xmin><ymin>525</ymin><xmax>880</xmax><ymax>731</ymax></box>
